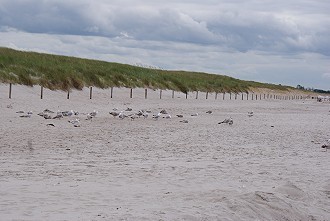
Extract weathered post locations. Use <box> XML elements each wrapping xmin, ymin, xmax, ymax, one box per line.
<box><xmin>235</xmin><ymin>93</ymin><xmax>237</xmax><ymax>100</ymax></box>
<box><xmin>67</xmin><ymin>90</ymin><xmax>70</xmax><ymax>99</ymax></box>
<box><xmin>196</xmin><ymin>91</ymin><xmax>199</xmax><ymax>99</ymax></box>
<box><xmin>130</xmin><ymin>88</ymin><xmax>133</xmax><ymax>98</ymax></box>
<box><xmin>247</xmin><ymin>92</ymin><xmax>249</xmax><ymax>100</ymax></box>
<box><xmin>172</xmin><ymin>90</ymin><xmax>174</xmax><ymax>99</ymax></box>
<box><xmin>40</xmin><ymin>86</ymin><xmax>43</xmax><ymax>99</ymax></box>
<box><xmin>9</xmin><ymin>83</ymin><xmax>12</xmax><ymax>99</ymax></box>
<box><xmin>206</xmin><ymin>92</ymin><xmax>209</xmax><ymax>99</ymax></box>
<box><xmin>186</xmin><ymin>92</ymin><xmax>188</xmax><ymax>99</ymax></box>
<box><xmin>145</xmin><ymin>88</ymin><xmax>147</xmax><ymax>99</ymax></box>
<box><xmin>215</xmin><ymin>92</ymin><xmax>218</xmax><ymax>100</ymax></box>
<box><xmin>223</xmin><ymin>93</ymin><xmax>225</xmax><ymax>100</ymax></box>
<box><xmin>230</xmin><ymin>93</ymin><xmax>232</xmax><ymax>100</ymax></box>
<box><xmin>89</xmin><ymin>87</ymin><xmax>93</xmax><ymax>99</ymax></box>
<box><xmin>110</xmin><ymin>87</ymin><xmax>113</xmax><ymax>98</ymax></box>
<box><xmin>160</xmin><ymin>89</ymin><xmax>162</xmax><ymax>99</ymax></box>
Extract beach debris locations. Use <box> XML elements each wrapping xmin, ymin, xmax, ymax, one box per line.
<box><xmin>191</xmin><ymin>113</ymin><xmax>199</xmax><ymax>116</ymax></box>
<box><xmin>46</xmin><ymin>123</ymin><xmax>55</xmax><ymax>127</ymax></box>
<box><xmin>125</xmin><ymin>107</ymin><xmax>133</xmax><ymax>111</ymax></box>
<box><xmin>218</xmin><ymin>117</ymin><xmax>233</xmax><ymax>125</ymax></box>
<box><xmin>176</xmin><ymin>114</ymin><xmax>184</xmax><ymax>118</ymax></box>
<box><xmin>248</xmin><ymin>111</ymin><xmax>254</xmax><ymax>117</ymax></box>
<box><xmin>321</xmin><ymin>139</ymin><xmax>330</xmax><ymax>151</ymax></box>
<box><xmin>206</xmin><ymin>110</ymin><xmax>212</xmax><ymax>114</ymax></box>
<box><xmin>180</xmin><ymin>120</ymin><xmax>189</xmax><ymax>123</ymax></box>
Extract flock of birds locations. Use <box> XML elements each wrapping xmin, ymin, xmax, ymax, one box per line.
<box><xmin>12</xmin><ymin>104</ymin><xmax>245</xmax><ymax>128</ymax></box>
<box><xmin>6</xmin><ymin>103</ymin><xmax>330</xmax><ymax>151</ymax></box>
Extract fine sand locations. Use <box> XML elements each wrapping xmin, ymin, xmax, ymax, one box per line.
<box><xmin>0</xmin><ymin>84</ymin><xmax>329</xmax><ymax>221</ymax></box>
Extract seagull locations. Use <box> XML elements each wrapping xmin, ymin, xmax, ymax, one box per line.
<box><xmin>218</xmin><ymin>117</ymin><xmax>233</xmax><ymax>125</ymax></box>
<box><xmin>164</xmin><ymin>114</ymin><xmax>171</xmax><ymax>119</ymax></box>
<box><xmin>53</xmin><ymin>111</ymin><xmax>63</xmax><ymax>119</ymax></box>
<box><xmin>20</xmin><ymin>112</ymin><xmax>32</xmax><ymax>118</ymax></box>
<box><xmin>86</xmin><ymin>113</ymin><xmax>93</xmax><ymax>120</ymax></box>
<box><xmin>69</xmin><ymin>118</ymin><xmax>80</xmax><ymax>127</ymax></box>
<box><xmin>62</xmin><ymin>110</ymin><xmax>74</xmax><ymax>117</ymax></box>
<box><xmin>248</xmin><ymin>111</ymin><xmax>254</xmax><ymax>117</ymax></box>
<box><xmin>109</xmin><ymin>111</ymin><xmax>120</xmax><ymax>117</ymax></box>
<box><xmin>153</xmin><ymin>112</ymin><xmax>161</xmax><ymax>120</ymax></box>
<box><xmin>90</xmin><ymin>110</ymin><xmax>98</xmax><ymax>117</ymax></box>
<box><xmin>206</xmin><ymin>110</ymin><xmax>213</xmax><ymax>114</ymax></box>
<box><xmin>160</xmin><ymin>109</ymin><xmax>168</xmax><ymax>114</ymax></box>
<box><xmin>176</xmin><ymin>114</ymin><xmax>184</xmax><ymax>118</ymax></box>
<box><xmin>118</xmin><ymin>111</ymin><xmax>128</xmax><ymax>120</ymax></box>
<box><xmin>142</xmin><ymin>112</ymin><xmax>149</xmax><ymax>119</ymax></box>
<box><xmin>180</xmin><ymin>120</ymin><xmax>189</xmax><ymax>123</ymax></box>
<box><xmin>321</xmin><ymin>139</ymin><xmax>330</xmax><ymax>151</ymax></box>
<box><xmin>191</xmin><ymin>113</ymin><xmax>198</xmax><ymax>117</ymax></box>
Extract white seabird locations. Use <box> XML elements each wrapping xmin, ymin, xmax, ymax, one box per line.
<box><xmin>90</xmin><ymin>110</ymin><xmax>98</xmax><ymax>117</ymax></box>
<box><xmin>118</xmin><ymin>111</ymin><xmax>128</xmax><ymax>120</ymax></box>
<box><xmin>218</xmin><ymin>117</ymin><xmax>233</xmax><ymax>125</ymax></box>
<box><xmin>321</xmin><ymin>139</ymin><xmax>330</xmax><ymax>151</ymax></box>
<box><xmin>153</xmin><ymin>112</ymin><xmax>161</xmax><ymax>120</ymax></box>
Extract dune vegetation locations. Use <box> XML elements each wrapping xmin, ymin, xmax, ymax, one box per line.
<box><xmin>0</xmin><ymin>47</ymin><xmax>292</xmax><ymax>93</ymax></box>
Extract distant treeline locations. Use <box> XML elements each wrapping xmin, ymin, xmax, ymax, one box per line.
<box><xmin>296</xmin><ymin>85</ymin><xmax>330</xmax><ymax>94</ymax></box>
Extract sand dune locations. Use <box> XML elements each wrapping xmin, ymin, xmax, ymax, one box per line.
<box><xmin>0</xmin><ymin>84</ymin><xmax>329</xmax><ymax>220</ymax></box>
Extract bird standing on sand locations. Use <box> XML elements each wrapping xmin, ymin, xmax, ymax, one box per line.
<box><xmin>248</xmin><ymin>111</ymin><xmax>254</xmax><ymax>117</ymax></box>
<box><xmin>153</xmin><ymin>112</ymin><xmax>161</xmax><ymax>120</ymax></box>
<box><xmin>321</xmin><ymin>139</ymin><xmax>330</xmax><ymax>151</ymax></box>
<box><xmin>218</xmin><ymin>117</ymin><xmax>233</xmax><ymax>125</ymax></box>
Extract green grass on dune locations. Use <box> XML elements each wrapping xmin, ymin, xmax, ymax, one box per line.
<box><xmin>0</xmin><ymin>47</ymin><xmax>292</xmax><ymax>93</ymax></box>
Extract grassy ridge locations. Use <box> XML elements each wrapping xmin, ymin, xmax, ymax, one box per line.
<box><xmin>0</xmin><ymin>47</ymin><xmax>291</xmax><ymax>93</ymax></box>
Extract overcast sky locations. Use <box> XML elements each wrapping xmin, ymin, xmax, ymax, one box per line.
<box><xmin>0</xmin><ymin>0</ymin><xmax>329</xmax><ymax>90</ymax></box>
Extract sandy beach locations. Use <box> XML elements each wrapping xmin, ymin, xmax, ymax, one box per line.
<box><xmin>0</xmin><ymin>84</ymin><xmax>329</xmax><ymax>221</ymax></box>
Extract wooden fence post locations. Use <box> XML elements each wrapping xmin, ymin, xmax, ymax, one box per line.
<box><xmin>67</xmin><ymin>90</ymin><xmax>70</xmax><ymax>99</ymax></box>
<box><xmin>130</xmin><ymin>88</ymin><xmax>133</xmax><ymax>98</ymax></box>
<box><xmin>235</xmin><ymin>93</ymin><xmax>237</xmax><ymax>100</ymax></box>
<box><xmin>196</xmin><ymin>91</ymin><xmax>198</xmax><ymax>99</ymax></box>
<box><xmin>145</xmin><ymin>88</ymin><xmax>147</xmax><ymax>99</ymax></box>
<box><xmin>247</xmin><ymin>92</ymin><xmax>249</xmax><ymax>100</ymax></box>
<box><xmin>8</xmin><ymin>83</ymin><xmax>12</xmax><ymax>99</ymax></box>
<box><xmin>242</xmin><ymin>93</ymin><xmax>244</xmax><ymax>100</ymax></box>
<box><xmin>89</xmin><ymin>87</ymin><xmax>93</xmax><ymax>99</ymax></box>
<box><xmin>160</xmin><ymin>89</ymin><xmax>162</xmax><ymax>99</ymax></box>
<box><xmin>40</xmin><ymin>86</ymin><xmax>43</xmax><ymax>99</ymax></box>
<box><xmin>172</xmin><ymin>90</ymin><xmax>174</xmax><ymax>99</ymax></box>
<box><xmin>223</xmin><ymin>93</ymin><xmax>225</xmax><ymax>100</ymax></box>
<box><xmin>230</xmin><ymin>93</ymin><xmax>232</xmax><ymax>100</ymax></box>
<box><xmin>215</xmin><ymin>92</ymin><xmax>218</xmax><ymax>100</ymax></box>
<box><xmin>186</xmin><ymin>92</ymin><xmax>188</xmax><ymax>99</ymax></box>
<box><xmin>206</xmin><ymin>91</ymin><xmax>209</xmax><ymax>99</ymax></box>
